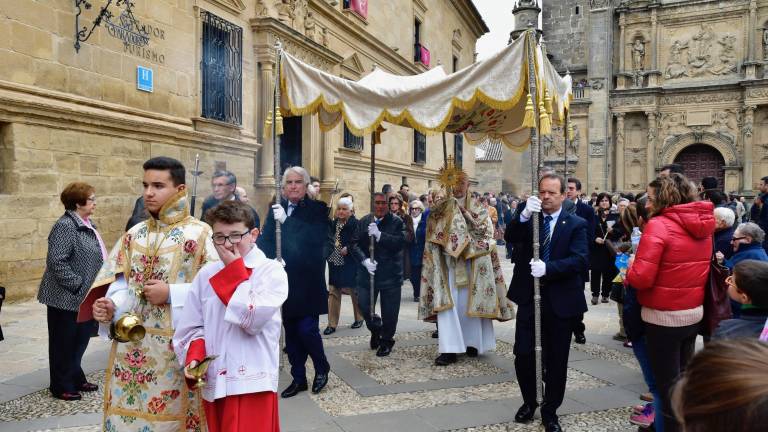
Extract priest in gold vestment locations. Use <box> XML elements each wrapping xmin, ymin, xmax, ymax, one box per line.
<box><xmin>91</xmin><ymin>157</ymin><xmax>217</xmax><ymax>432</ymax></box>
<box><xmin>418</xmin><ymin>169</ymin><xmax>515</xmax><ymax>366</ymax></box>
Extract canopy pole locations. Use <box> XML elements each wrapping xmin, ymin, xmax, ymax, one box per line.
<box><xmin>442</xmin><ymin>132</ymin><xmax>448</xmax><ymax>166</ymax></box>
<box><xmin>525</xmin><ymin>28</ymin><xmax>544</xmax><ymax>407</ymax></box>
<box><xmin>369</xmin><ymin>131</ymin><xmax>376</xmax><ymax>320</ymax></box>
<box><xmin>271</xmin><ymin>40</ymin><xmax>286</xmax><ymax>373</ymax></box>
<box><xmin>564</xmin><ymin>110</ymin><xmax>569</xmax><ymax>179</ymax></box>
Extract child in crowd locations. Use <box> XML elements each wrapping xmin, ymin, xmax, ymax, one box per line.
<box><xmin>173</xmin><ymin>201</ymin><xmax>288</xmax><ymax>432</ymax></box>
<box><xmin>714</xmin><ymin>259</ymin><xmax>768</xmax><ymax>340</ymax></box>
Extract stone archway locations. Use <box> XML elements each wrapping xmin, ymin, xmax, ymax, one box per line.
<box><xmin>673</xmin><ymin>144</ymin><xmax>725</xmax><ymax>188</ymax></box>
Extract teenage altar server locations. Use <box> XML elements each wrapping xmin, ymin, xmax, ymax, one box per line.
<box><xmin>174</xmin><ymin>200</ymin><xmax>288</xmax><ymax>432</ymax></box>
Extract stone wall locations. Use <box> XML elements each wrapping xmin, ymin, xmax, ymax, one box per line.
<box><xmin>474</xmin><ymin>160</ymin><xmax>504</xmax><ymax>194</ymax></box>
<box><xmin>541</xmin><ymin>0</ymin><xmax>588</xmax><ymax>71</ymax></box>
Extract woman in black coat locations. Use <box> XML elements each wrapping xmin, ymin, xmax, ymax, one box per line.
<box><xmin>590</xmin><ymin>192</ymin><xmax>619</xmax><ymax>305</ymax></box>
<box><xmin>37</xmin><ymin>182</ymin><xmax>105</xmax><ymax>401</ymax></box>
<box><xmin>324</xmin><ymin>197</ymin><xmax>364</xmax><ymax>334</ymax></box>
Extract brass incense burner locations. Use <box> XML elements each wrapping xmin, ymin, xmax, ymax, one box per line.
<box><xmin>111</xmin><ymin>312</ymin><xmax>146</xmax><ymax>343</ymax></box>
<box><xmin>189</xmin><ymin>355</ymin><xmax>218</xmax><ymax>389</ymax></box>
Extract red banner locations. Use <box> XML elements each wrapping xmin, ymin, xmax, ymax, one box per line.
<box><xmin>419</xmin><ymin>45</ymin><xmax>430</xmax><ymax>67</ymax></box>
<box><xmin>350</xmin><ymin>0</ymin><xmax>368</xmax><ymax>19</ymax></box>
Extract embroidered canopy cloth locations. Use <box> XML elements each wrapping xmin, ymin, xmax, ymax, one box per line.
<box><xmin>279</xmin><ymin>32</ymin><xmax>571</xmax><ymax>150</ymax></box>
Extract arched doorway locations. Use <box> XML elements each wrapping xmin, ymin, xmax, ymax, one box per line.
<box><xmin>673</xmin><ymin>144</ymin><xmax>725</xmax><ymax>189</ymax></box>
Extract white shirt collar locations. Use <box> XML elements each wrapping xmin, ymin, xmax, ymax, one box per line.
<box><xmin>544</xmin><ymin>207</ymin><xmax>562</xmax><ymax>221</ymax></box>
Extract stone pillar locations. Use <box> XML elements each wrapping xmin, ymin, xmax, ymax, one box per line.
<box><xmin>645</xmin><ymin>111</ymin><xmax>658</xmax><ymax>183</ymax></box>
<box><xmin>647</xmin><ymin>6</ymin><xmax>661</xmax><ymax>87</ymax></box>
<box><xmin>588</xmin><ymin>2</ymin><xmax>614</xmax><ymax>191</ymax></box>
<box><xmin>258</xmin><ymin>62</ymin><xmax>275</xmax><ymax>179</ymax></box>
<box><xmin>617</xmin><ymin>12</ymin><xmax>627</xmax><ymax>89</ymax></box>
<box><xmin>615</xmin><ymin>113</ymin><xmax>626</xmax><ymax>190</ymax></box>
<box><xmin>746</xmin><ymin>0</ymin><xmax>759</xmax><ymax>79</ymax></box>
<box><xmin>743</xmin><ymin>105</ymin><xmax>756</xmax><ymax>191</ymax></box>
<box><xmin>302</xmin><ymin>115</ymin><xmax>322</xmax><ymax>176</ymax></box>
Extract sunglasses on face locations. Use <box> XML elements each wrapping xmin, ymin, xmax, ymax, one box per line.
<box><xmin>730</xmin><ymin>236</ymin><xmax>746</xmax><ymax>243</ymax></box>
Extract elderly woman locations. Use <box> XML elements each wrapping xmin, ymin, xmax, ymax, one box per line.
<box><xmin>626</xmin><ymin>174</ymin><xmax>715</xmax><ymax>432</ymax></box>
<box><xmin>37</xmin><ymin>182</ymin><xmax>106</xmax><ymax>401</ymax></box>
<box><xmin>713</xmin><ymin>207</ymin><xmax>737</xmax><ymax>262</ymax></box>
<box><xmin>408</xmin><ymin>199</ymin><xmax>426</xmax><ymax>301</ymax></box>
<box><xmin>720</xmin><ymin>222</ymin><xmax>768</xmax><ymax>269</ymax></box>
<box><xmin>325</xmin><ymin>196</ymin><xmax>364</xmax><ymax>335</ymax></box>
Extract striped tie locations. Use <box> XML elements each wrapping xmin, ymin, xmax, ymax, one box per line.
<box><xmin>540</xmin><ymin>215</ymin><xmax>552</xmax><ymax>262</ymax></box>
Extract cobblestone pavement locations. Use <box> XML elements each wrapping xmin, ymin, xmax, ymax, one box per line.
<box><xmin>0</xmin><ymin>260</ymin><xmax>650</xmax><ymax>431</ymax></box>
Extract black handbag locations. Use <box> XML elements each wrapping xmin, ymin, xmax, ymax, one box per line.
<box><xmin>700</xmin><ymin>253</ymin><xmax>732</xmax><ymax>336</ymax></box>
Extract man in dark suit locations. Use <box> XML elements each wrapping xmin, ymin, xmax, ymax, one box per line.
<box><xmin>505</xmin><ymin>174</ymin><xmax>589</xmax><ymax>432</ymax></box>
<box><xmin>257</xmin><ymin>166</ymin><xmax>332</xmax><ymax>398</ymax></box>
<box><xmin>352</xmin><ymin>192</ymin><xmax>406</xmax><ymax>357</ymax></box>
<box><xmin>202</xmin><ymin>170</ymin><xmax>260</xmax><ymax>228</ymax></box>
<box><xmin>566</xmin><ymin>177</ymin><xmax>595</xmax><ymax>344</ymax></box>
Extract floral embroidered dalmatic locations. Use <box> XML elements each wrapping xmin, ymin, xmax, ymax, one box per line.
<box><xmin>92</xmin><ymin>191</ymin><xmax>218</xmax><ymax>432</ymax></box>
<box><xmin>418</xmin><ymin>194</ymin><xmax>515</xmax><ymax>322</ymax></box>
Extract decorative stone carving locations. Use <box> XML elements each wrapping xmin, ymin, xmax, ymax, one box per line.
<box><xmin>747</xmin><ymin>88</ymin><xmax>768</xmax><ymax>98</ymax></box>
<box><xmin>590</xmin><ymin>78</ymin><xmax>605</xmax><ymax>90</ymax></box>
<box><xmin>743</xmin><ymin>105</ymin><xmax>756</xmax><ymax>138</ymax></box>
<box><xmin>255</xmin><ymin>0</ymin><xmax>268</xmax><ymax>16</ymax></box>
<box><xmin>590</xmin><ymin>140</ymin><xmax>605</xmax><ymax>156</ymax></box>
<box><xmin>763</xmin><ymin>29</ymin><xmax>768</xmax><ymax>61</ymax></box>
<box><xmin>321</xmin><ymin>27</ymin><xmax>329</xmax><ymax>47</ymax></box>
<box><xmin>661</xmin><ymin>93</ymin><xmax>741</xmax><ymax>105</ymax></box>
<box><xmin>542</xmin><ymin>126</ymin><xmax>579</xmax><ymax>161</ymax></box>
<box><xmin>710</xmin><ymin>35</ymin><xmax>737</xmax><ymax>75</ymax></box>
<box><xmin>590</xmin><ymin>0</ymin><xmax>611</xmax><ymax>9</ymax></box>
<box><xmin>660</xmin><ymin>109</ymin><xmax>738</xmax><ymax>147</ymax></box>
<box><xmin>615</xmin><ymin>113</ymin><xmax>626</xmax><ymax>149</ymax></box>
<box><xmin>610</xmin><ymin>95</ymin><xmax>655</xmax><ymax>108</ymax></box>
<box><xmin>276</xmin><ymin>1</ymin><xmax>295</xmax><ymax>26</ymax></box>
<box><xmin>632</xmin><ymin>38</ymin><xmax>646</xmax><ymax>72</ymax></box>
<box><xmin>687</xmin><ymin>24</ymin><xmax>715</xmax><ymax>76</ymax></box>
<box><xmin>304</xmin><ymin>11</ymin><xmax>316</xmax><ymax>42</ymax></box>
<box><xmin>646</xmin><ymin>111</ymin><xmax>658</xmax><ymax>143</ymax></box>
<box><xmin>665</xmin><ymin>40</ymin><xmax>689</xmax><ymax>79</ymax></box>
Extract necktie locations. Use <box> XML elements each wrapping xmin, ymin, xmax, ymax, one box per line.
<box><xmin>540</xmin><ymin>215</ymin><xmax>552</xmax><ymax>262</ymax></box>
<box><xmin>287</xmin><ymin>203</ymin><xmax>296</xmax><ymax>217</ymax></box>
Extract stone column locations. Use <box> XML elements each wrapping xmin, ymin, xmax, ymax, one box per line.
<box><xmin>749</xmin><ymin>0</ymin><xmax>757</xmax><ymax>61</ymax></box>
<box><xmin>588</xmin><ymin>2</ymin><xmax>614</xmax><ymax>191</ymax></box>
<box><xmin>647</xmin><ymin>6</ymin><xmax>660</xmax><ymax>87</ymax></box>
<box><xmin>617</xmin><ymin>13</ymin><xmax>627</xmax><ymax>89</ymax></box>
<box><xmin>645</xmin><ymin>111</ymin><xmax>658</xmax><ymax>183</ymax></box>
<box><xmin>258</xmin><ymin>62</ymin><xmax>275</xmax><ymax>179</ymax></box>
<box><xmin>743</xmin><ymin>105</ymin><xmax>756</xmax><ymax>191</ymax></box>
<box><xmin>615</xmin><ymin>113</ymin><xmax>626</xmax><ymax>190</ymax></box>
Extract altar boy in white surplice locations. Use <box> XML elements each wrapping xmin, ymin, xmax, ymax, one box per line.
<box><xmin>174</xmin><ymin>200</ymin><xmax>288</xmax><ymax>432</ymax></box>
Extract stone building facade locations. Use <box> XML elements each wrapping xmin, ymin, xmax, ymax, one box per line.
<box><xmin>0</xmin><ymin>0</ymin><xmax>486</xmax><ymax>300</ymax></box>
<box><xmin>502</xmin><ymin>0</ymin><xmax>768</xmax><ymax>196</ymax></box>
<box><xmin>474</xmin><ymin>141</ymin><xmax>504</xmax><ymax>193</ymax></box>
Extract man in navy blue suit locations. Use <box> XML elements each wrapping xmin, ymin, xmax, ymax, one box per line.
<box><xmin>505</xmin><ymin>174</ymin><xmax>589</xmax><ymax>432</ymax></box>
<box><xmin>566</xmin><ymin>177</ymin><xmax>595</xmax><ymax>344</ymax></box>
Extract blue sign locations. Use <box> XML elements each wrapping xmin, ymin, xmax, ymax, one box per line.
<box><xmin>137</xmin><ymin>66</ymin><xmax>153</xmax><ymax>92</ymax></box>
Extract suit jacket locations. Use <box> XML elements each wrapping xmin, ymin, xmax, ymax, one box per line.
<box><xmin>257</xmin><ymin>196</ymin><xmax>331</xmax><ymax>318</ymax></box>
<box><xmin>506</xmin><ymin>209</ymin><xmax>589</xmax><ymax>318</ymax></box>
<box><xmin>352</xmin><ymin>213</ymin><xmax>406</xmax><ymax>290</ymax></box>
<box><xmin>201</xmin><ymin>195</ymin><xmax>261</xmax><ymax>229</ymax></box>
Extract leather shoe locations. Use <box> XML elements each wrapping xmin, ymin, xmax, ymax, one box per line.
<box><xmin>350</xmin><ymin>320</ymin><xmax>364</xmax><ymax>329</ymax></box>
<box><xmin>280</xmin><ymin>381</ymin><xmax>308</xmax><ymax>398</ymax></box>
<box><xmin>376</xmin><ymin>343</ymin><xmax>392</xmax><ymax>357</ymax></box>
<box><xmin>466</xmin><ymin>347</ymin><xmax>478</xmax><ymax>357</ymax></box>
<box><xmin>431</xmin><ymin>329</ymin><xmax>439</xmax><ymax>338</ymax></box>
<box><xmin>434</xmin><ymin>353</ymin><xmax>457</xmax><ymax>366</ymax></box>
<box><xmin>574</xmin><ymin>332</ymin><xmax>586</xmax><ymax>344</ymax></box>
<box><xmin>53</xmin><ymin>391</ymin><xmax>82</xmax><ymax>401</ymax></box>
<box><xmin>369</xmin><ymin>331</ymin><xmax>380</xmax><ymax>350</ymax></box>
<box><xmin>514</xmin><ymin>403</ymin><xmax>537</xmax><ymax>423</ymax></box>
<box><xmin>311</xmin><ymin>373</ymin><xmax>328</xmax><ymax>394</ymax></box>
<box><xmin>323</xmin><ymin>326</ymin><xmax>336</xmax><ymax>335</ymax></box>
<box><xmin>78</xmin><ymin>382</ymin><xmax>98</xmax><ymax>392</ymax></box>
<box><xmin>543</xmin><ymin>418</ymin><xmax>563</xmax><ymax>432</ymax></box>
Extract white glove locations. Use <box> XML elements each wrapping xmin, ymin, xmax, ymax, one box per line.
<box><xmin>272</xmin><ymin>204</ymin><xmax>287</xmax><ymax>224</ymax></box>
<box><xmin>522</xmin><ymin>196</ymin><xmax>542</xmax><ymax>219</ymax></box>
<box><xmin>368</xmin><ymin>223</ymin><xmax>382</xmax><ymax>241</ymax></box>
<box><xmin>530</xmin><ymin>259</ymin><xmax>546</xmax><ymax>278</ymax></box>
<box><xmin>363</xmin><ymin>258</ymin><xmax>377</xmax><ymax>275</ymax></box>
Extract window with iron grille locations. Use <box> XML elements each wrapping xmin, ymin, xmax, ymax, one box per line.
<box><xmin>343</xmin><ymin>124</ymin><xmax>364</xmax><ymax>151</ymax></box>
<box><xmin>201</xmin><ymin>11</ymin><xmax>242</xmax><ymax>125</ymax></box>
<box><xmin>454</xmin><ymin>134</ymin><xmax>463</xmax><ymax>168</ymax></box>
<box><xmin>413</xmin><ymin>130</ymin><xmax>426</xmax><ymax>164</ymax></box>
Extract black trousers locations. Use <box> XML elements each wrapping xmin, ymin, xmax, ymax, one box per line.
<box><xmin>46</xmin><ymin>306</ymin><xmax>92</xmax><ymax>395</ymax></box>
<box><xmin>283</xmin><ymin>315</ymin><xmax>330</xmax><ymax>384</ymax></box>
<box><xmin>410</xmin><ymin>265</ymin><xmax>422</xmax><ymax>298</ymax></box>
<box><xmin>356</xmin><ymin>282</ymin><xmax>401</xmax><ymax>346</ymax></box>
<box><xmin>645</xmin><ymin>322</ymin><xmax>699</xmax><ymax>432</ymax></box>
<box><xmin>590</xmin><ymin>267</ymin><xmax>617</xmax><ymax>298</ymax></box>
<box><xmin>513</xmin><ymin>301</ymin><xmax>576</xmax><ymax>422</ymax></box>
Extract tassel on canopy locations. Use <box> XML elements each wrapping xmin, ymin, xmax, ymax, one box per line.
<box><xmin>544</xmin><ymin>88</ymin><xmax>553</xmax><ymax>115</ymax></box>
<box><xmin>274</xmin><ymin>108</ymin><xmax>284</xmax><ymax>136</ymax></box>
<box><xmin>263</xmin><ymin>110</ymin><xmax>273</xmax><ymax>142</ymax></box>
<box><xmin>538</xmin><ymin>99</ymin><xmax>551</xmax><ymax>136</ymax></box>
<box><xmin>522</xmin><ymin>93</ymin><xmax>536</xmax><ymax>129</ymax></box>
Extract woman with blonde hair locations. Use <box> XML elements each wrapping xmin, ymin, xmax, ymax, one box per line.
<box><xmin>324</xmin><ymin>196</ymin><xmax>364</xmax><ymax>334</ymax></box>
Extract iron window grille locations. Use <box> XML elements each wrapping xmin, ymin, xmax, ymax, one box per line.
<box><xmin>343</xmin><ymin>124</ymin><xmax>364</xmax><ymax>151</ymax></box>
<box><xmin>201</xmin><ymin>11</ymin><xmax>242</xmax><ymax>125</ymax></box>
<box><xmin>413</xmin><ymin>130</ymin><xmax>426</xmax><ymax>164</ymax></box>
<box><xmin>454</xmin><ymin>134</ymin><xmax>464</xmax><ymax>168</ymax></box>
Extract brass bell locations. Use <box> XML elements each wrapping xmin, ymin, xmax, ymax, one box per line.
<box><xmin>111</xmin><ymin>312</ymin><xmax>146</xmax><ymax>343</ymax></box>
<box><xmin>188</xmin><ymin>355</ymin><xmax>218</xmax><ymax>389</ymax></box>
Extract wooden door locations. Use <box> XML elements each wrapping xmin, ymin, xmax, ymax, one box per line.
<box><xmin>673</xmin><ymin>144</ymin><xmax>725</xmax><ymax>189</ymax></box>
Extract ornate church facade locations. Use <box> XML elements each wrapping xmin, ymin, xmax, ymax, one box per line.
<box><xmin>504</xmin><ymin>0</ymin><xmax>768</xmax><ymax>195</ymax></box>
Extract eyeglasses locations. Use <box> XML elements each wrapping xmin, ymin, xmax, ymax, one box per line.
<box><xmin>410</xmin><ymin>207</ymin><xmax>422</xmax><ymax>212</ymax></box>
<box><xmin>86</xmin><ymin>196</ymin><xmax>96</xmax><ymax>202</ymax></box>
<box><xmin>374</xmin><ymin>200</ymin><xmax>388</xmax><ymax>205</ymax></box>
<box><xmin>730</xmin><ymin>236</ymin><xmax>747</xmax><ymax>243</ymax></box>
<box><xmin>212</xmin><ymin>231</ymin><xmax>250</xmax><ymax>245</ymax></box>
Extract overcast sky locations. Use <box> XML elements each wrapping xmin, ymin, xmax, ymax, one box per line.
<box><xmin>474</xmin><ymin>1</ymin><xmax>542</xmax><ymax>60</ymax></box>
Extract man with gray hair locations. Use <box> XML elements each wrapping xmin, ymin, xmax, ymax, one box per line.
<box><xmin>257</xmin><ymin>166</ymin><xmax>332</xmax><ymax>398</ymax></box>
<box><xmin>201</xmin><ymin>170</ymin><xmax>260</xmax><ymax>228</ymax></box>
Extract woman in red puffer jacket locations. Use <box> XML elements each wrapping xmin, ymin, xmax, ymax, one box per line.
<box><xmin>626</xmin><ymin>173</ymin><xmax>714</xmax><ymax>432</ymax></box>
